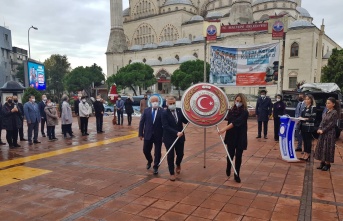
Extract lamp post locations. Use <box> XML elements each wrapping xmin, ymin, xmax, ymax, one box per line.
<box><xmin>28</xmin><ymin>26</ymin><xmax>38</xmax><ymax>58</ymax></box>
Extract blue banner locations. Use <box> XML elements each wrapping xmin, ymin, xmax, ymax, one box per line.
<box><xmin>28</xmin><ymin>61</ymin><xmax>46</xmax><ymax>90</ymax></box>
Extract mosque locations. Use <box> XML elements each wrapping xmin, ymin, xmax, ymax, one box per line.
<box><xmin>106</xmin><ymin>0</ymin><xmax>341</xmax><ymax>96</ymax></box>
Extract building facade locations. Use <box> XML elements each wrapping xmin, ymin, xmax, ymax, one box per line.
<box><xmin>0</xmin><ymin>26</ymin><xmax>13</xmax><ymax>87</ymax></box>
<box><xmin>106</xmin><ymin>0</ymin><xmax>341</xmax><ymax>96</ymax></box>
<box><xmin>11</xmin><ymin>47</ymin><xmax>28</xmax><ymax>80</ymax></box>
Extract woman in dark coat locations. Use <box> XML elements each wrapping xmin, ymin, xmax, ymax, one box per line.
<box><xmin>124</xmin><ymin>96</ymin><xmax>134</xmax><ymax>126</ymax></box>
<box><xmin>273</xmin><ymin>94</ymin><xmax>286</xmax><ymax>141</ymax></box>
<box><xmin>299</xmin><ymin>94</ymin><xmax>317</xmax><ymax>161</ymax></box>
<box><xmin>219</xmin><ymin>93</ymin><xmax>249</xmax><ymax>183</ymax></box>
<box><xmin>2</xmin><ymin>96</ymin><xmax>22</xmax><ymax>148</ymax></box>
<box><xmin>314</xmin><ymin>97</ymin><xmax>339</xmax><ymax>171</ymax></box>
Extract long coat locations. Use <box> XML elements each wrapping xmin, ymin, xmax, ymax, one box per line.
<box><xmin>2</xmin><ymin>103</ymin><xmax>23</xmax><ymax>130</ymax></box>
<box><xmin>61</xmin><ymin>101</ymin><xmax>73</xmax><ymax>125</ymax></box>
<box><xmin>124</xmin><ymin>99</ymin><xmax>134</xmax><ymax>115</ymax></box>
<box><xmin>314</xmin><ymin>109</ymin><xmax>338</xmax><ymax>163</ymax></box>
<box><xmin>224</xmin><ymin>108</ymin><xmax>249</xmax><ymax>150</ymax></box>
<box><xmin>256</xmin><ymin>97</ymin><xmax>273</xmax><ymax>122</ymax></box>
<box><xmin>44</xmin><ymin>106</ymin><xmax>59</xmax><ymax>126</ymax></box>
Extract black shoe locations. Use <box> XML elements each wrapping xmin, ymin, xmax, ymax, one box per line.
<box><xmin>146</xmin><ymin>163</ymin><xmax>151</xmax><ymax>170</ymax></box>
<box><xmin>295</xmin><ymin>148</ymin><xmax>302</xmax><ymax>152</ymax></box>
<box><xmin>85</xmin><ymin>133</ymin><xmax>89</xmax><ymax>136</ymax></box>
<box><xmin>52</xmin><ymin>138</ymin><xmax>58</xmax><ymax>140</ymax></box>
<box><xmin>153</xmin><ymin>168</ymin><xmax>158</xmax><ymax>174</ymax></box>
<box><xmin>0</xmin><ymin>141</ymin><xmax>6</xmax><ymax>145</ymax></box>
<box><xmin>33</xmin><ymin>140</ymin><xmax>41</xmax><ymax>144</ymax></box>
<box><xmin>226</xmin><ymin>169</ymin><xmax>231</xmax><ymax>177</ymax></box>
<box><xmin>256</xmin><ymin>136</ymin><xmax>261</xmax><ymax>138</ymax></box>
<box><xmin>234</xmin><ymin>174</ymin><xmax>241</xmax><ymax>183</ymax></box>
<box><xmin>9</xmin><ymin>145</ymin><xmax>15</xmax><ymax>149</ymax></box>
<box><xmin>20</xmin><ymin>138</ymin><xmax>27</xmax><ymax>141</ymax></box>
<box><xmin>82</xmin><ymin>133</ymin><xmax>86</xmax><ymax>136</ymax></box>
<box><xmin>100</xmin><ymin>131</ymin><xmax>104</xmax><ymax>133</ymax></box>
<box><xmin>317</xmin><ymin>162</ymin><xmax>325</xmax><ymax>170</ymax></box>
<box><xmin>322</xmin><ymin>164</ymin><xmax>331</xmax><ymax>171</ymax></box>
<box><xmin>42</xmin><ymin>134</ymin><xmax>46</xmax><ymax>137</ymax></box>
<box><xmin>13</xmin><ymin>144</ymin><xmax>21</xmax><ymax>148</ymax></box>
<box><xmin>28</xmin><ymin>142</ymin><xmax>33</xmax><ymax>145</ymax></box>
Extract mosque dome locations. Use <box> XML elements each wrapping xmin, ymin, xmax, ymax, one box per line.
<box><xmin>296</xmin><ymin>7</ymin><xmax>311</xmax><ymax>17</ymax></box>
<box><xmin>162</xmin><ymin>57</ymin><xmax>179</xmax><ymax>65</ymax></box>
<box><xmin>289</xmin><ymin>20</ymin><xmax>314</xmax><ymax>29</ymax></box>
<box><xmin>206</xmin><ymin>11</ymin><xmax>223</xmax><ymax>19</ymax></box>
<box><xmin>179</xmin><ymin>55</ymin><xmax>197</xmax><ymax>63</ymax></box>
<box><xmin>252</xmin><ymin>0</ymin><xmax>296</xmax><ymax>6</ymax></box>
<box><xmin>131</xmin><ymin>60</ymin><xmax>143</xmax><ymax>64</ymax></box>
<box><xmin>164</xmin><ymin>0</ymin><xmax>193</xmax><ymax>6</ymax></box>
<box><xmin>123</xmin><ymin>8</ymin><xmax>130</xmax><ymax>16</ymax></box>
<box><xmin>158</xmin><ymin>41</ymin><xmax>175</xmax><ymax>47</ymax></box>
<box><xmin>190</xmin><ymin>15</ymin><xmax>204</xmax><ymax>22</ymax></box>
<box><xmin>175</xmin><ymin>38</ymin><xmax>192</xmax><ymax>45</ymax></box>
<box><xmin>145</xmin><ymin>59</ymin><xmax>161</xmax><ymax>66</ymax></box>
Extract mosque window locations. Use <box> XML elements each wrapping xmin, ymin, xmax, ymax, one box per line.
<box><xmin>189</xmin><ymin>34</ymin><xmax>192</xmax><ymax>40</ymax></box>
<box><xmin>193</xmin><ymin>53</ymin><xmax>198</xmax><ymax>58</ymax></box>
<box><xmin>134</xmin><ymin>0</ymin><xmax>156</xmax><ymax>18</ymax></box>
<box><xmin>158</xmin><ymin>57</ymin><xmax>162</xmax><ymax>62</ymax></box>
<box><xmin>168</xmin><ymin>8</ymin><xmax>171</xmax><ymax>12</ymax></box>
<box><xmin>160</xmin><ymin>25</ymin><xmax>179</xmax><ymax>42</ymax></box>
<box><xmin>129</xmin><ymin>60</ymin><xmax>132</xmax><ymax>64</ymax></box>
<box><xmin>289</xmin><ymin>77</ymin><xmax>297</xmax><ymax>89</ymax></box>
<box><xmin>290</xmin><ymin>42</ymin><xmax>299</xmax><ymax>57</ymax></box>
<box><xmin>175</xmin><ymin>55</ymin><xmax>179</xmax><ymax>61</ymax></box>
<box><xmin>315</xmin><ymin>42</ymin><xmax>318</xmax><ymax>57</ymax></box>
<box><xmin>327</xmin><ymin>46</ymin><xmax>329</xmax><ymax>53</ymax></box>
<box><xmin>143</xmin><ymin>58</ymin><xmax>147</xmax><ymax>63</ymax></box>
<box><xmin>135</xmin><ymin>24</ymin><xmax>155</xmax><ymax>45</ymax></box>
<box><xmin>264</xmin><ymin>4</ymin><xmax>267</xmax><ymax>9</ymax></box>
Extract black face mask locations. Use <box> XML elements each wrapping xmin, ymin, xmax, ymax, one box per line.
<box><xmin>298</xmin><ymin>97</ymin><xmax>304</xmax><ymax>102</ymax></box>
<box><xmin>8</xmin><ymin>100</ymin><xmax>12</xmax><ymax>104</ymax></box>
<box><xmin>13</xmin><ymin>100</ymin><xmax>18</xmax><ymax>103</ymax></box>
<box><xmin>144</xmin><ymin>98</ymin><xmax>147</xmax><ymax>100</ymax></box>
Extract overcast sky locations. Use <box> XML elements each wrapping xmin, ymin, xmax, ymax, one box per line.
<box><xmin>0</xmin><ymin>0</ymin><xmax>342</xmax><ymax>76</ymax></box>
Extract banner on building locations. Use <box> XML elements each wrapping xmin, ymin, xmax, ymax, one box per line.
<box><xmin>209</xmin><ymin>43</ymin><xmax>280</xmax><ymax>86</ymax></box>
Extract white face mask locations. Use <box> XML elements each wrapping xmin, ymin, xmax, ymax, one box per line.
<box><xmin>31</xmin><ymin>98</ymin><xmax>35</xmax><ymax>102</ymax></box>
<box><xmin>261</xmin><ymin>94</ymin><xmax>266</xmax><ymax>98</ymax></box>
<box><xmin>235</xmin><ymin>102</ymin><xmax>242</xmax><ymax>108</ymax></box>
<box><xmin>151</xmin><ymin>102</ymin><xmax>159</xmax><ymax>108</ymax></box>
<box><xmin>43</xmin><ymin>98</ymin><xmax>47</xmax><ymax>101</ymax></box>
<box><xmin>168</xmin><ymin>104</ymin><xmax>176</xmax><ymax>111</ymax></box>
<box><xmin>276</xmin><ymin>98</ymin><xmax>281</xmax><ymax>102</ymax></box>
<box><xmin>82</xmin><ymin>99</ymin><xmax>86</xmax><ymax>102</ymax></box>
<box><xmin>96</xmin><ymin>99</ymin><xmax>101</xmax><ymax>101</ymax></box>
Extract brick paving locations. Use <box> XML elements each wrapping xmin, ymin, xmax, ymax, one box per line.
<box><xmin>0</xmin><ymin>115</ymin><xmax>342</xmax><ymax>221</ymax></box>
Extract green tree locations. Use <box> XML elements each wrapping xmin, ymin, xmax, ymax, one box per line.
<box><xmin>44</xmin><ymin>54</ymin><xmax>71</xmax><ymax>99</ymax></box>
<box><xmin>106</xmin><ymin>63</ymin><xmax>156</xmax><ymax>95</ymax></box>
<box><xmin>15</xmin><ymin>63</ymin><xmax>25</xmax><ymax>84</ymax></box>
<box><xmin>171</xmin><ymin>70</ymin><xmax>190</xmax><ymax>99</ymax></box>
<box><xmin>64</xmin><ymin>64</ymin><xmax>105</xmax><ymax>96</ymax></box>
<box><xmin>22</xmin><ymin>87</ymin><xmax>42</xmax><ymax>104</ymax></box>
<box><xmin>322</xmin><ymin>48</ymin><xmax>343</xmax><ymax>90</ymax></box>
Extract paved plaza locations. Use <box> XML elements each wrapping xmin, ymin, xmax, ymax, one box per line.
<box><xmin>0</xmin><ymin>115</ymin><xmax>343</xmax><ymax>221</ymax></box>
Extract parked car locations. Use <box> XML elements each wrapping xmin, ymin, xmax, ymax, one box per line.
<box><xmin>247</xmin><ymin>105</ymin><xmax>256</xmax><ymax>117</ymax></box>
<box><xmin>103</xmin><ymin>104</ymin><xmax>114</xmax><ymax>112</ymax></box>
<box><xmin>282</xmin><ymin>83</ymin><xmax>343</xmax><ymax>138</ymax></box>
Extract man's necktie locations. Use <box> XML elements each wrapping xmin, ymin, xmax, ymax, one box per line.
<box><xmin>172</xmin><ymin>111</ymin><xmax>178</xmax><ymax>123</ymax></box>
<box><xmin>152</xmin><ymin>109</ymin><xmax>156</xmax><ymax>124</ymax></box>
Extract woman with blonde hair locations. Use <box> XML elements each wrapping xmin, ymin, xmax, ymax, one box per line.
<box><xmin>219</xmin><ymin>93</ymin><xmax>249</xmax><ymax>183</ymax></box>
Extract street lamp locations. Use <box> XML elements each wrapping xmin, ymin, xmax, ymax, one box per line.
<box><xmin>28</xmin><ymin>26</ymin><xmax>38</xmax><ymax>58</ymax></box>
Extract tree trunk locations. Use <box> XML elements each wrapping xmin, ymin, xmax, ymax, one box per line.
<box><xmin>139</xmin><ymin>86</ymin><xmax>142</xmax><ymax>95</ymax></box>
<box><xmin>178</xmin><ymin>89</ymin><xmax>181</xmax><ymax>100</ymax></box>
<box><xmin>130</xmin><ymin>85</ymin><xmax>137</xmax><ymax>96</ymax></box>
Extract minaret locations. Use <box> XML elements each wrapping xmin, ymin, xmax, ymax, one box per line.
<box><xmin>228</xmin><ymin>0</ymin><xmax>253</xmax><ymax>25</ymax></box>
<box><xmin>106</xmin><ymin>0</ymin><xmax>128</xmax><ymax>76</ymax></box>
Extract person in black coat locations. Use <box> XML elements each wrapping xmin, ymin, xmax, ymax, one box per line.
<box><xmin>2</xmin><ymin>96</ymin><xmax>23</xmax><ymax>148</ymax></box>
<box><xmin>93</xmin><ymin>96</ymin><xmax>105</xmax><ymax>133</ymax></box>
<box><xmin>255</xmin><ymin>90</ymin><xmax>273</xmax><ymax>139</ymax></box>
<box><xmin>0</xmin><ymin>101</ymin><xmax>6</xmax><ymax>145</ymax></box>
<box><xmin>38</xmin><ymin>94</ymin><xmax>47</xmax><ymax>137</ymax></box>
<box><xmin>124</xmin><ymin>96</ymin><xmax>134</xmax><ymax>126</ymax></box>
<box><xmin>273</xmin><ymin>94</ymin><xmax>286</xmax><ymax>141</ymax></box>
<box><xmin>219</xmin><ymin>93</ymin><xmax>249</xmax><ymax>183</ymax></box>
<box><xmin>161</xmin><ymin>96</ymin><xmax>188</xmax><ymax>181</ymax></box>
<box><xmin>299</xmin><ymin>94</ymin><xmax>317</xmax><ymax>161</ymax></box>
<box><xmin>139</xmin><ymin>96</ymin><xmax>163</xmax><ymax>174</ymax></box>
<box><xmin>74</xmin><ymin>95</ymin><xmax>81</xmax><ymax>130</ymax></box>
<box><xmin>13</xmin><ymin>96</ymin><xmax>26</xmax><ymax>141</ymax></box>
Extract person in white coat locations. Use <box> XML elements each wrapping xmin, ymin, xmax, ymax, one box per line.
<box><xmin>79</xmin><ymin>96</ymin><xmax>91</xmax><ymax>136</ymax></box>
<box><xmin>61</xmin><ymin>95</ymin><xmax>73</xmax><ymax>139</ymax></box>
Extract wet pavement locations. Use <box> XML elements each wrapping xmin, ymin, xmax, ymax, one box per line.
<box><xmin>0</xmin><ymin>115</ymin><xmax>343</xmax><ymax>221</ymax></box>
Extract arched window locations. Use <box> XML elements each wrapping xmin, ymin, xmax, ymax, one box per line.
<box><xmin>290</xmin><ymin>42</ymin><xmax>299</xmax><ymax>57</ymax></box>
<box><xmin>129</xmin><ymin>60</ymin><xmax>132</xmax><ymax>64</ymax></box>
<box><xmin>193</xmin><ymin>53</ymin><xmax>198</xmax><ymax>58</ymax></box>
<box><xmin>315</xmin><ymin>42</ymin><xmax>318</xmax><ymax>57</ymax></box>
<box><xmin>175</xmin><ymin>55</ymin><xmax>179</xmax><ymax>61</ymax></box>
<box><xmin>143</xmin><ymin>58</ymin><xmax>147</xmax><ymax>63</ymax></box>
<box><xmin>158</xmin><ymin>57</ymin><xmax>162</xmax><ymax>62</ymax></box>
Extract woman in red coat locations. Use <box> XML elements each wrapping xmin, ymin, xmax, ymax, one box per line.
<box><xmin>219</xmin><ymin>93</ymin><xmax>249</xmax><ymax>183</ymax></box>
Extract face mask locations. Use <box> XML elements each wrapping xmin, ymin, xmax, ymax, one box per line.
<box><xmin>8</xmin><ymin>99</ymin><xmax>12</xmax><ymax>104</ymax></box>
<box><xmin>82</xmin><ymin>99</ymin><xmax>86</xmax><ymax>103</ymax></box>
<box><xmin>47</xmin><ymin>103</ymin><xmax>53</xmax><ymax>107</ymax></box>
<box><xmin>13</xmin><ymin>99</ymin><xmax>18</xmax><ymax>103</ymax></box>
<box><xmin>235</xmin><ymin>102</ymin><xmax>242</xmax><ymax>108</ymax></box>
<box><xmin>96</xmin><ymin>99</ymin><xmax>101</xmax><ymax>101</ymax></box>
<box><xmin>43</xmin><ymin>98</ymin><xmax>47</xmax><ymax>101</ymax></box>
<box><xmin>261</xmin><ymin>95</ymin><xmax>266</xmax><ymax>98</ymax></box>
<box><xmin>31</xmin><ymin>99</ymin><xmax>35</xmax><ymax>102</ymax></box>
<box><xmin>118</xmin><ymin>98</ymin><xmax>121</xmax><ymax>100</ymax></box>
<box><xmin>144</xmin><ymin>98</ymin><xmax>147</xmax><ymax>100</ymax></box>
<box><xmin>168</xmin><ymin>104</ymin><xmax>176</xmax><ymax>111</ymax></box>
<box><xmin>276</xmin><ymin>98</ymin><xmax>281</xmax><ymax>102</ymax></box>
<box><xmin>151</xmin><ymin>102</ymin><xmax>159</xmax><ymax>108</ymax></box>
<box><xmin>298</xmin><ymin>97</ymin><xmax>303</xmax><ymax>102</ymax></box>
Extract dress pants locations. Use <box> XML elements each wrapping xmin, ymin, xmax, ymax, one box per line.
<box><xmin>28</xmin><ymin>121</ymin><xmax>39</xmax><ymax>142</ymax></box>
<box><xmin>226</xmin><ymin>146</ymin><xmax>244</xmax><ymax>176</ymax></box>
<box><xmin>127</xmin><ymin>114</ymin><xmax>132</xmax><ymax>126</ymax></box>
<box><xmin>19</xmin><ymin>123</ymin><xmax>24</xmax><ymax>140</ymax></box>
<box><xmin>301</xmin><ymin>131</ymin><xmax>313</xmax><ymax>154</ymax></box>
<box><xmin>6</xmin><ymin>129</ymin><xmax>19</xmax><ymax>146</ymax></box>
<box><xmin>166</xmin><ymin>140</ymin><xmax>184</xmax><ymax>175</ymax></box>
<box><xmin>257</xmin><ymin>121</ymin><xmax>268</xmax><ymax>137</ymax></box>
<box><xmin>143</xmin><ymin>135</ymin><xmax>162</xmax><ymax>169</ymax></box>
<box><xmin>117</xmin><ymin>110</ymin><xmax>123</xmax><ymax>125</ymax></box>
<box><xmin>62</xmin><ymin>124</ymin><xmax>72</xmax><ymax>137</ymax></box>
<box><xmin>96</xmin><ymin>115</ymin><xmax>103</xmax><ymax>132</ymax></box>
<box><xmin>41</xmin><ymin>118</ymin><xmax>47</xmax><ymax>135</ymax></box>
<box><xmin>295</xmin><ymin>123</ymin><xmax>303</xmax><ymax>149</ymax></box>
<box><xmin>80</xmin><ymin>117</ymin><xmax>88</xmax><ymax>134</ymax></box>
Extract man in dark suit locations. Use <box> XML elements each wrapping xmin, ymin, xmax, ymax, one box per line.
<box><xmin>139</xmin><ymin>96</ymin><xmax>163</xmax><ymax>175</ymax></box>
<box><xmin>38</xmin><ymin>94</ymin><xmax>47</xmax><ymax>137</ymax></box>
<box><xmin>13</xmin><ymin>96</ymin><xmax>27</xmax><ymax>141</ymax></box>
<box><xmin>93</xmin><ymin>95</ymin><xmax>105</xmax><ymax>133</ymax></box>
<box><xmin>295</xmin><ymin>92</ymin><xmax>306</xmax><ymax>152</ymax></box>
<box><xmin>161</xmin><ymin>96</ymin><xmax>188</xmax><ymax>181</ymax></box>
<box><xmin>255</xmin><ymin>90</ymin><xmax>273</xmax><ymax>139</ymax></box>
<box><xmin>24</xmin><ymin>95</ymin><xmax>41</xmax><ymax>145</ymax></box>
